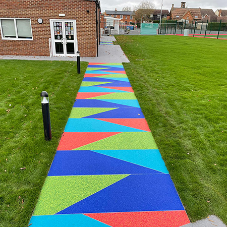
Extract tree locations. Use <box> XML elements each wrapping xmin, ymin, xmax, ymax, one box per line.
<box><xmin>122</xmin><ymin>6</ymin><xmax>132</xmax><ymax>11</ymax></box>
<box><xmin>134</xmin><ymin>0</ymin><xmax>155</xmax><ymax>23</ymax></box>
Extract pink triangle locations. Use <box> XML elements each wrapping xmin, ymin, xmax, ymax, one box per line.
<box><xmin>102</xmin><ymin>87</ymin><xmax>134</xmax><ymax>92</ymax></box>
<box><xmin>96</xmin><ymin>118</ymin><xmax>150</xmax><ymax>131</ymax></box>
<box><xmin>57</xmin><ymin>132</ymin><xmax>120</xmax><ymax>150</ymax></box>
<box><xmin>85</xmin><ymin>211</ymin><xmax>190</xmax><ymax>227</ymax></box>
<box><xmin>76</xmin><ymin>92</ymin><xmax>113</xmax><ymax>99</ymax></box>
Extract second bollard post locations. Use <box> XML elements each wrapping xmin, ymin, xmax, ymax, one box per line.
<box><xmin>77</xmin><ymin>51</ymin><xmax>81</xmax><ymax>74</ymax></box>
<box><xmin>41</xmin><ymin>91</ymin><xmax>51</xmax><ymax>141</ymax></box>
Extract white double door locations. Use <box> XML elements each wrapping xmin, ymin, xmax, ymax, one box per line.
<box><xmin>50</xmin><ymin>19</ymin><xmax>78</xmax><ymax>57</ymax></box>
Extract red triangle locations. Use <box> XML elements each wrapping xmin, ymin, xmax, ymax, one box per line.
<box><xmin>76</xmin><ymin>92</ymin><xmax>113</xmax><ymax>99</ymax></box>
<box><xmin>85</xmin><ymin>211</ymin><xmax>190</xmax><ymax>227</ymax></box>
<box><xmin>96</xmin><ymin>118</ymin><xmax>150</xmax><ymax>131</ymax></box>
<box><xmin>102</xmin><ymin>87</ymin><xmax>134</xmax><ymax>92</ymax></box>
<box><xmin>88</xmin><ymin>63</ymin><xmax>106</xmax><ymax>65</ymax></box>
<box><xmin>57</xmin><ymin>132</ymin><xmax>120</xmax><ymax>150</ymax></box>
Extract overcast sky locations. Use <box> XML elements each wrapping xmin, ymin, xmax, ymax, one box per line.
<box><xmin>101</xmin><ymin>0</ymin><xmax>227</xmax><ymax>13</ymax></box>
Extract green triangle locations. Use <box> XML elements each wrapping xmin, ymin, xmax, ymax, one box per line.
<box><xmin>69</xmin><ymin>108</ymin><xmax>117</xmax><ymax>118</ymax></box>
<box><xmin>88</xmin><ymin>93</ymin><xmax>136</xmax><ymax>100</ymax></box>
<box><xmin>81</xmin><ymin>82</ymin><xmax>111</xmax><ymax>87</ymax></box>
<box><xmin>74</xmin><ymin>132</ymin><xmax>158</xmax><ymax>150</ymax></box>
<box><xmin>33</xmin><ymin>175</ymin><xmax>128</xmax><ymax>215</ymax></box>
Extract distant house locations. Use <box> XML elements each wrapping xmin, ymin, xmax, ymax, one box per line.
<box><xmin>104</xmin><ymin>9</ymin><xmax>135</xmax><ymax>25</ymax></box>
<box><xmin>0</xmin><ymin>0</ymin><xmax>101</xmax><ymax>57</ymax></box>
<box><xmin>215</xmin><ymin>9</ymin><xmax>227</xmax><ymax>22</ymax></box>
<box><xmin>200</xmin><ymin>9</ymin><xmax>217</xmax><ymax>22</ymax></box>
<box><xmin>151</xmin><ymin>10</ymin><xmax>169</xmax><ymax>21</ymax></box>
<box><xmin>170</xmin><ymin>2</ymin><xmax>216</xmax><ymax>23</ymax></box>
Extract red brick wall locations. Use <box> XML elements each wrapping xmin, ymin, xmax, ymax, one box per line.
<box><xmin>0</xmin><ymin>0</ymin><xmax>97</xmax><ymax>57</ymax></box>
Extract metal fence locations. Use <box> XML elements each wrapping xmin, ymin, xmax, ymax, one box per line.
<box><xmin>159</xmin><ymin>21</ymin><xmax>227</xmax><ymax>39</ymax></box>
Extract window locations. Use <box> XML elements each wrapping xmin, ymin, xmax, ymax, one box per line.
<box><xmin>125</xmin><ymin>16</ymin><xmax>127</xmax><ymax>19</ymax></box>
<box><xmin>130</xmin><ymin>15</ymin><xmax>133</xmax><ymax>19</ymax></box>
<box><xmin>120</xmin><ymin>15</ymin><xmax>123</xmax><ymax>19</ymax></box>
<box><xmin>0</xmin><ymin>18</ymin><xmax>32</xmax><ymax>40</ymax></box>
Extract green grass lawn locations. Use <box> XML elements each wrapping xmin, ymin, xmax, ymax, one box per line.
<box><xmin>115</xmin><ymin>35</ymin><xmax>227</xmax><ymax>223</ymax></box>
<box><xmin>0</xmin><ymin>60</ymin><xmax>87</xmax><ymax>227</ymax></box>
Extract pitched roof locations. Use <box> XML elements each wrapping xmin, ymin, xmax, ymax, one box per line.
<box><xmin>221</xmin><ymin>10</ymin><xmax>227</xmax><ymax>16</ymax></box>
<box><xmin>171</xmin><ymin>8</ymin><xmax>201</xmax><ymax>20</ymax></box>
<box><xmin>153</xmin><ymin>9</ymin><xmax>169</xmax><ymax>15</ymax></box>
<box><xmin>105</xmin><ymin>10</ymin><xmax>134</xmax><ymax>16</ymax></box>
<box><xmin>200</xmin><ymin>9</ymin><xmax>217</xmax><ymax>22</ymax></box>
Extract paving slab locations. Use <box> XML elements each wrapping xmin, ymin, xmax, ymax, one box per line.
<box><xmin>0</xmin><ymin>36</ymin><xmax>129</xmax><ymax>63</ymax></box>
<box><xmin>181</xmin><ymin>215</ymin><xmax>226</xmax><ymax>227</ymax></box>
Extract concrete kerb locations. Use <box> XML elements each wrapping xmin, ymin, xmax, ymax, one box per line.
<box><xmin>181</xmin><ymin>215</ymin><xmax>226</xmax><ymax>227</ymax></box>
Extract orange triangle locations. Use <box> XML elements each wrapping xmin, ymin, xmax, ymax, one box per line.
<box><xmin>96</xmin><ymin>118</ymin><xmax>150</xmax><ymax>131</ymax></box>
<box><xmin>102</xmin><ymin>87</ymin><xmax>134</xmax><ymax>92</ymax></box>
<box><xmin>85</xmin><ymin>211</ymin><xmax>190</xmax><ymax>227</ymax></box>
<box><xmin>57</xmin><ymin>132</ymin><xmax>120</xmax><ymax>150</ymax></box>
<box><xmin>76</xmin><ymin>92</ymin><xmax>113</xmax><ymax>99</ymax></box>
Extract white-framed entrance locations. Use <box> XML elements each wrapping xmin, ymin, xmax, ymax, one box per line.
<box><xmin>50</xmin><ymin>19</ymin><xmax>78</xmax><ymax>57</ymax></box>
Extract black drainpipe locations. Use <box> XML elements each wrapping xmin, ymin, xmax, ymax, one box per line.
<box><xmin>95</xmin><ymin>0</ymin><xmax>99</xmax><ymax>57</ymax></box>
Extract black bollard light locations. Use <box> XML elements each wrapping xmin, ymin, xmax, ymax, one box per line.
<box><xmin>41</xmin><ymin>91</ymin><xmax>51</xmax><ymax>141</ymax></box>
<box><xmin>77</xmin><ymin>51</ymin><xmax>81</xmax><ymax>74</ymax></box>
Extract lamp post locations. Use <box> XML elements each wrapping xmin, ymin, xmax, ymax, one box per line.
<box><xmin>41</xmin><ymin>91</ymin><xmax>51</xmax><ymax>141</ymax></box>
<box><xmin>159</xmin><ymin>0</ymin><xmax>163</xmax><ymax>34</ymax></box>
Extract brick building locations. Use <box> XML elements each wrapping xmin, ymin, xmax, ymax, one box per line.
<box><xmin>0</xmin><ymin>0</ymin><xmax>100</xmax><ymax>57</ymax></box>
<box><xmin>170</xmin><ymin>2</ymin><xmax>216</xmax><ymax>23</ymax></box>
<box><xmin>104</xmin><ymin>9</ymin><xmax>135</xmax><ymax>25</ymax></box>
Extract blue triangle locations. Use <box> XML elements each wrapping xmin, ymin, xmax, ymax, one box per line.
<box><xmin>93</xmin><ymin>150</ymin><xmax>169</xmax><ymax>174</ymax></box>
<box><xmin>95</xmin><ymin>81</ymin><xmax>131</xmax><ymax>87</ymax></box>
<box><xmin>83</xmin><ymin>77</ymin><xmax>129</xmax><ymax>82</ymax></box>
<box><xmin>98</xmin><ymin>99</ymin><xmax>141</xmax><ymax>108</ymax></box>
<box><xmin>85</xmin><ymin>107</ymin><xmax>144</xmax><ymax>118</ymax></box>
<box><xmin>64</xmin><ymin>119</ymin><xmax>146</xmax><ymax>132</ymax></box>
<box><xmin>29</xmin><ymin>214</ymin><xmax>110</xmax><ymax>227</ymax></box>
<box><xmin>48</xmin><ymin>150</ymin><xmax>161</xmax><ymax>176</ymax></box>
<box><xmin>73</xmin><ymin>99</ymin><xmax>136</xmax><ymax>108</ymax></box>
<box><xmin>57</xmin><ymin>174</ymin><xmax>184</xmax><ymax>214</ymax></box>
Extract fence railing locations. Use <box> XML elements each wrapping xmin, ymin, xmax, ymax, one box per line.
<box><xmin>159</xmin><ymin>21</ymin><xmax>227</xmax><ymax>39</ymax></box>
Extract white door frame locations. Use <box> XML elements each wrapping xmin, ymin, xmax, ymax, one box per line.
<box><xmin>50</xmin><ymin>19</ymin><xmax>78</xmax><ymax>57</ymax></box>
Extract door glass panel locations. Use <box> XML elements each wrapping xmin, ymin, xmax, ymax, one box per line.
<box><xmin>54</xmin><ymin>22</ymin><xmax>63</xmax><ymax>40</ymax></box>
<box><xmin>55</xmin><ymin>42</ymin><xmax>63</xmax><ymax>54</ymax></box>
<box><xmin>65</xmin><ymin>22</ymin><xmax>74</xmax><ymax>40</ymax></box>
<box><xmin>66</xmin><ymin>43</ymin><xmax>75</xmax><ymax>54</ymax></box>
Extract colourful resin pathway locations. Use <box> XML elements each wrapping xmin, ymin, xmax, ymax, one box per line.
<box><xmin>29</xmin><ymin>63</ymin><xmax>190</xmax><ymax>227</ymax></box>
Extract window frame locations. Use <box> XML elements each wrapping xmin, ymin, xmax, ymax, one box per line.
<box><xmin>0</xmin><ymin>18</ymin><xmax>33</xmax><ymax>41</ymax></box>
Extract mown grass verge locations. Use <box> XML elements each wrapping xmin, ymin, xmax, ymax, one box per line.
<box><xmin>115</xmin><ymin>35</ymin><xmax>227</xmax><ymax>223</ymax></box>
<box><xmin>0</xmin><ymin>60</ymin><xmax>87</xmax><ymax>227</ymax></box>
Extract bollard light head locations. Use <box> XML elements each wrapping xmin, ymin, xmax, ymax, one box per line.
<box><xmin>41</xmin><ymin>91</ymin><xmax>49</xmax><ymax>104</ymax></box>
<box><xmin>77</xmin><ymin>51</ymin><xmax>80</xmax><ymax>56</ymax></box>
